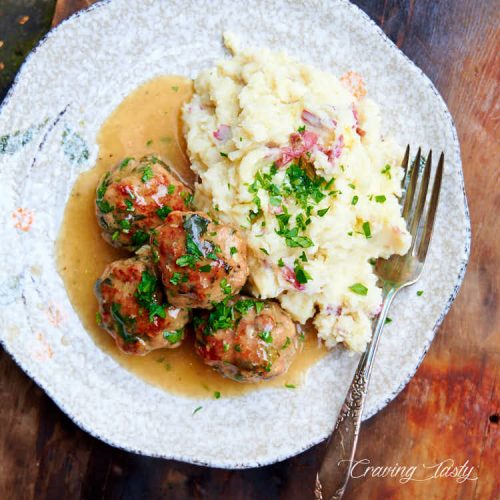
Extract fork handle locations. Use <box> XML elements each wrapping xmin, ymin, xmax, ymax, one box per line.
<box><xmin>315</xmin><ymin>286</ymin><xmax>397</xmax><ymax>500</ymax></box>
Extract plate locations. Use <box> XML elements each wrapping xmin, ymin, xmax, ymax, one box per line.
<box><xmin>0</xmin><ymin>0</ymin><xmax>470</xmax><ymax>468</ymax></box>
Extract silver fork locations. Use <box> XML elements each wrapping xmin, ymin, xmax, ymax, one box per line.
<box><xmin>314</xmin><ymin>146</ymin><xmax>444</xmax><ymax>500</ymax></box>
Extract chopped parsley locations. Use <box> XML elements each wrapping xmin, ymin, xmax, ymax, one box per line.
<box><xmin>163</xmin><ymin>328</ymin><xmax>184</xmax><ymax>344</ymax></box>
<box><xmin>181</xmin><ymin>191</ymin><xmax>194</xmax><ymax>207</ymax></box>
<box><xmin>375</xmin><ymin>195</ymin><xmax>386</xmax><ymax>203</ymax></box>
<box><xmin>277</xmin><ymin>258</ymin><xmax>285</xmax><ymax>267</ymax></box>
<box><xmin>97</xmin><ymin>199</ymin><xmax>113</xmax><ymax>214</ymax></box>
<box><xmin>281</xmin><ymin>337</ymin><xmax>291</xmax><ymax>350</ymax></box>
<box><xmin>214</xmin><ymin>391</ymin><xmax>221</xmax><ymax>399</ymax></box>
<box><xmin>260</xmin><ymin>247</ymin><xmax>269</xmax><ymax>255</ymax></box>
<box><xmin>230</xmin><ymin>246</ymin><xmax>238</xmax><ymax>255</ymax></box>
<box><xmin>294</xmin><ymin>260</ymin><xmax>312</xmax><ymax>284</ymax></box>
<box><xmin>297</xmin><ymin>125</ymin><xmax>306</xmax><ymax>133</ymax></box>
<box><xmin>220</xmin><ymin>152</ymin><xmax>228</xmax><ymax>158</ymax></box>
<box><xmin>141</xmin><ymin>165</ymin><xmax>154</xmax><ymax>183</ymax></box>
<box><xmin>176</xmin><ymin>254</ymin><xmax>198</xmax><ymax>268</ymax></box>
<box><xmin>131</xmin><ymin>230</ymin><xmax>149</xmax><ymax>247</ymax></box>
<box><xmin>146</xmin><ymin>139</ymin><xmax>153</xmax><ymax>147</ymax></box>
<box><xmin>110</xmin><ymin>303</ymin><xmax>138</xmax><ymax>343</ymax></box>
<box><xmin>258</xmin><ymin>331</ymin><xmax>273</xmax><ymax>343</ymax></box>
<box><xmin>156</xmin><ymin>206</ymin><xmax>172</xmax><ymax>220</ymax></box>
<box><xmin>417</xmin><ymin>290</ymin><xmax>424</xmax><ymax>296</ymax></box>
<box><xmin>362</xmin><ymin>221</ymin><xmax>372</xmax><ymax>239</ymax></box>
<box><xmin>119</xmin><ymin>157</ymin><xmax>133</xmax><ymax>170</ymax></box>
<box><xmin>96</xmin><ymin>172</ymin><xmax>113</xmax><ymax>213</ymax></box>
<box><xmin>135</xmin><ymin>271</ymin><xmax>166</xmax><ymax>322</ymax></box>
<box><xmin>381</xmin><ymin>164</ymin><xmax>392</xmax><ymax>179</ymax></box>
<box><xmin>285</xmin><ymin>383</ymin><xmax>296</xmax><ymax>389</ymax></box>
<box><xmin>199</xmin><ymin>264</ymin><xmax>212</xmax><ymax>272</ymax></box>
<box><xmin>192</xmin><ymin>406</ymin><xmax>203</xmax><ymax>415</ymax></box>
<box><xmin>317</xmin><ymin>207</ymin><xmax>330</xmax><ymax>217</ymax></box>
<box><xmin>169</xmin><ymin>272</ymin><xmax>183</xmax><ymax>285</ymax></box>
<box><xmin>168</xmin><ymin>184</ymin><xmax>175</xmax><ymax>195</ymax></box>
<box><xmin>351</xmin><ymin>195</ymin><xmax>359</xmax><ymax>206</ymax></box>
<box><xmin>349</xmin><ymin>283</ymin><xmax>368</xmax><ymax>295</ymax></box>
<box><xmin>220</xmin><ymin>278</ymin><xmax>231</xmax><ymax>295</ymax></box>
<box><xmin>385</xmin><ymin>317</ymin><xmax>393</xmax><ymax>324</ymax></box>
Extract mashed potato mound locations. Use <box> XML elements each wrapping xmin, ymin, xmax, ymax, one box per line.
<box><xmin>183</xmin><ymin>34</ymin><xmax>411</xmax><ymax>352</ymax></box>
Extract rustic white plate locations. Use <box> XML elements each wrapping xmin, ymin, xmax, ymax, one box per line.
<box><xmin>0</xmin><ymin>0</ymin><xmax>470</xmax><ymax>468</ymax></box>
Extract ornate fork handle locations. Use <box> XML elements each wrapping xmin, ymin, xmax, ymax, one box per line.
<box><xmin>315</xmin><ymin>286</ymin><xmax>398</xmax><ymax>500</ymax></box>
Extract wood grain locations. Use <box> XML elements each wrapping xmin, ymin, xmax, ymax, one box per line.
<box><xmin>1</xmin><ymin>0</ymin><xmax>498</xmax><ymax>498</ymax></box>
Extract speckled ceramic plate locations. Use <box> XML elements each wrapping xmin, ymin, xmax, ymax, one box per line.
<box><xmin>0</xmin><ymin>0</ymin><xmax>470</xmax><ymax>468</ymax></box>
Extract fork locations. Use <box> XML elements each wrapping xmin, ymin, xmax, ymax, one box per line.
<box><xmin>314</xmin><ymin>146</ymin><xmax>444</xmax><ymax>500</ymax></box>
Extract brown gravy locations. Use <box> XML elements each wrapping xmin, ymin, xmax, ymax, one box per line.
<box><xmin>56</xmin><ymin>75</ymin><xmax>327</xmax><ymax>398</ymax></box>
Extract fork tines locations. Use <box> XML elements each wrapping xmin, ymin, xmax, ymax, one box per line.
<box><xmin>400</xmin><ymin>146</ymin><xmax>444</xmax><ymax>260</ymax></box>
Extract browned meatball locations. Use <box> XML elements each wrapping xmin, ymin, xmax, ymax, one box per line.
<box><xmin>95</xmin><ymin>154</ymin><xmax>193</xmax><ymax>250</ymax></box>
<box><xmin>152</xmin><ymin>211</ymin><xmax>249</xmax><ymax>309</ymax></box>
<box><xmin>94</xmin><ymin>250</ymin><xmax>189</xmax><ymax>355</ymax></box>
<box><xmin>194</xmin><ymin>296</ymin><xmax>301</xmax><ymax>382</ymax></box>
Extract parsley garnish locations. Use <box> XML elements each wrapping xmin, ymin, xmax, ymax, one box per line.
<box><xmin>381</xmin><ymin>164</ymin><xmax>392</xmax><ymax>179</ymax></box>
<box><xmin>258</xmin><ymin>331</ymin><xmax>273</xmax><ymax>343</ymax></box>
<box><xmin>181</xmin><ymin>191</ymin><xmax>193</xmax><ymax>207</ymax></box>
<box><xmin>230</xmin><ymin>246</ymin><xmax>238</xmax><ymax>255</ymax></box>
<box><xmin>349</xmin><ymin>283</ymin><xmax>368</xmax><ymax>295</ymax></box>
<box><xmin>375</xmin><ymin>195</ymin><xmax>386</xmax><ymax>203</ymax></box>
<box><xmin>351</xmin><ymin>195</ymin><xmax>359</xmax><ymax>206</ymax></box>
<box><xmin>362</xmin><ymin>221</ymin><xmax>372</xmax><ymax>239</ymax></box>
<box><xmin>294</xmin><ymin>261</ymin><xmax>312</xmax><ymax>284</ymax></box>
<box><xmin>220</xmin><ymin>152</ymin><xmax>228</xmax><ymax>158</ymax></box>
<box><xmin>220</xmin><ymin>278</ymin><xmax>231</xmax><ymax>295</ymax></box>
<box><xmin>385</xmin><ymin>317</ymin><xmax>392</xmax><ymax>324</ymax></box>
<box><xmin>156</xmin><ymin>206</ymin><xmax>172</xmax><ymax>220</ymax></box>
<box><xmin>417</xmin><ymin>290</ymin><xmax>424</xmax><ymax>296</ymax></box>
<box><xmin>141</xmin><ymin>165</ymin><xmax>154</xmax><ymax>183</ymax></box>
<box><xmin>163</xmin><ymin>328</ymin><xmax>184</xmax><ymax>344</ymax></box>
<box><xmin>278</xmin><ymin>258</ymin><xmax>285</xmax><ymax>267</ymax></box>
<box><xmin>135</xmin><ymin>271</ymin><xmax>166</xmax><ymax>322</ymax></box>
<box><xmin>119</xmin><ymin>157</ymin><xmax>133</xmax><ymax>170</ymax></box>
<box><xmin>169</xmin><ymin>272</ymin><xmax>183</xmax><ymax>285</ymax></box>
<box><xmin>260</xmin><ymin>247</ymin><xmax>269</xmax><ymax>255</ymax></box>
<box><xmin>110</xmin><ymin>303</ymin><xmax>138</xmax><ymax>343</ymax></box>
<box><xmin>192</xmin><ymin>406</ymin><xmax>203</xmax><ymax>415</ymax></box>
<box><xmin>214</xmin><ymin>391</ymin><xmax>221</xmax><ymax>399</ymax></box>
<box><xmin>317</xmin><ymin>207</ymin><xmax>330</xmax><ymax>217</ymax></box>
<box><xmin>131</xmin><ymin>230</ymin><xmax>149</xmax><ymax>247</ymax></box>
<box><xmin>285</xmin><ymin>383</ymin><xmax>296</xmax><ymax>389</ymax></box>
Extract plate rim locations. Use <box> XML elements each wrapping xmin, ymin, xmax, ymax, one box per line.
<box><xmin>0</xmin><ymin>0</ymin><xmax>471</xmax><ymax>468</ymax></box>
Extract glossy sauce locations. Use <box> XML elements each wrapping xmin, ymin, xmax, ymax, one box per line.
<box><xmin>56</xmin><ymin>76</ymin><xmax>327</xmax><ymax>398</ymax></box>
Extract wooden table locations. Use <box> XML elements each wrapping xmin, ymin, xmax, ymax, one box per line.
<box><xmin>0</xmin><ymin>1</ymin><xmax>498</xmax><ymax>498</ymax></box>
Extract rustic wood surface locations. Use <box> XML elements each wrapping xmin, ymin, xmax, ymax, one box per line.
<box><xmin>0</xmin><ymin>1</ymin><xmax>498</xmax><ymax>498</ymax></box>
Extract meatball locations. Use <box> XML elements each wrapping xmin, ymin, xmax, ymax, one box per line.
<box><xmin>194</xmin><ymin>296</ymin><xmax>301</xmax><ymax>382</ymax></box>
<box><xmin>94</xmin><ymin>249</ymin><xmax>189</xmax><ymax>355</ymax></box>
<box><xmin>152</xmin><ymin>211</ymin><xmax>249</xmax><ymax>309</ymax></box>
<box><xmin>95</xmin><ymin>154</ymin><xmax>193</xmax><ymax>250</ymax></box>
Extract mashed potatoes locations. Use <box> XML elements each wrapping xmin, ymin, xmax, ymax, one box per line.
<box><xmin>183</xmin><ymin>35</ymin><xmax>410</xmax><ymax>352</ymax></box>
